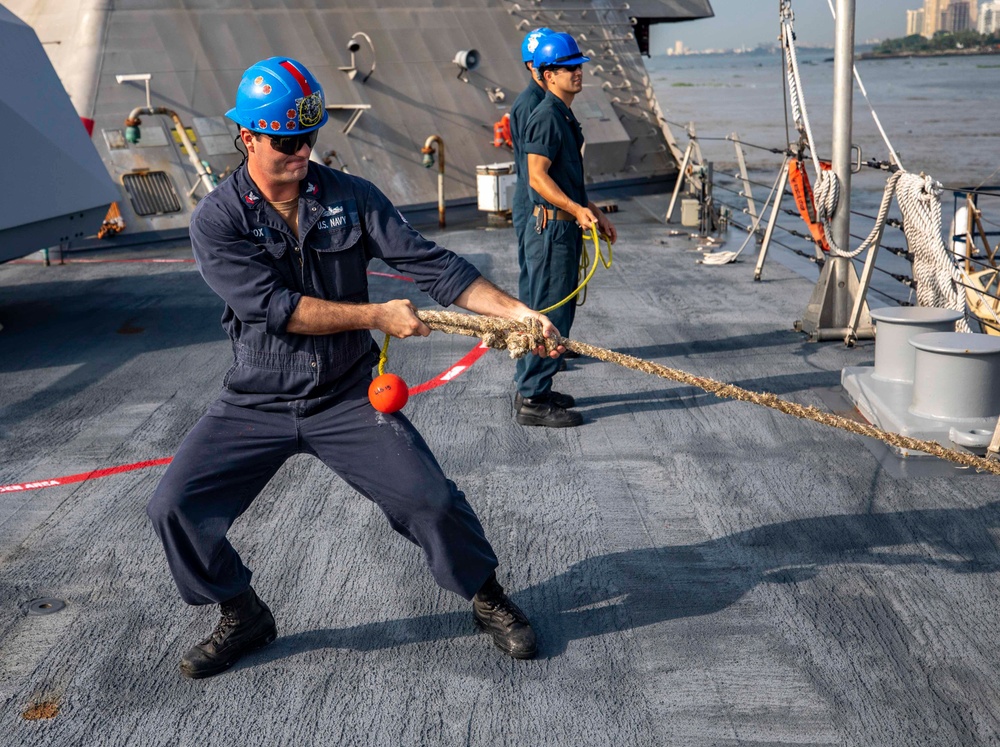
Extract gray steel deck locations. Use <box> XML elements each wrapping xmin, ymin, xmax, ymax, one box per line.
<box><xmin>2</xmin><ymin>196</ymin><xmax>999</xmax><ymax>745</ymax></box>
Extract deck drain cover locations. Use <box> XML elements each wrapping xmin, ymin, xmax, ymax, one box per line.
<box><xmin>122</xmin><ymin>171</ymin><xmax>183</xmax><ymax>216</ymax></box>
<box><xmin>27</xmin><ymin>598</ymin><xmax>65</xmax><ymax>616</ymax></box>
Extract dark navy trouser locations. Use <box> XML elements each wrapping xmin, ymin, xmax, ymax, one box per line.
<box><xmin>147</xmin><ymin>377</ymin><xmax>499</xmax><ymax>605</ymax></box>
<box><xmin>515</xmin><ymin>219</ymin><xmax>582</xmax><ymax>398</ymax></box>
<box><xmin>512</xmin><ymin>191</ymin><xmax>532</xmax><ymax>280</ymax></box>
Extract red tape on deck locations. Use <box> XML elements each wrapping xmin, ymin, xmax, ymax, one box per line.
<box><xmin>2</xmin><ymin>270</ymin><xmax>491</xmax><ymax>493</ymax></box>
<box><xmin>409</xmin><ymin>341</ymin><xmax>490</xmax><ymax>394</ymax></box>
<box><xmin>0</xmin><ymin>458</ymin><xmax>174</xmax><ymax>494</ymax></box>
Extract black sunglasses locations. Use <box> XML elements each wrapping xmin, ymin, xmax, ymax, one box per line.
<box><xmin>554</xmin><ymin>64</ymin><xmax>582</xmax><ymax>73</ymax></box>
<box><xmin>265</xmin><ymin>130</ymin><xmax>319</xmax><ymax>155</ymax></box>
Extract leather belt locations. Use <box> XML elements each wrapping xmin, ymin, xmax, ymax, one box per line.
<box><xmin>532</xmin><ymin>205</ymin><xmax>576</xmax><ymax>222</ymax></box>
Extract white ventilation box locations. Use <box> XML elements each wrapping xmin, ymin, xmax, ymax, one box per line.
<box><xmin>476</xmin><ymin>162</ymin><xmax>517</xmax><ymax>212</ymax></box>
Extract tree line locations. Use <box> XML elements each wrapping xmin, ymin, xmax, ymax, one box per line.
<box><xmin>872</xmin><ymin>30</ymin><xmax>1000</xmax><ymax>56</ymax></box>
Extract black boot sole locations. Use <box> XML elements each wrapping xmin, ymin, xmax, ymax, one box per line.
<box><xmin>515</xmin><ymin>411</ymin><xmax>582</xmax><ymax>428</ymax></box>
<box><xmin>180</xmin><ymin>627</ymin><xmax>277</xmax><ymax>680</ymax></box>
<box><xmin>474</xmin><ymin>616</ymin><xmax>538</xmax><ymax>660</ymax></box>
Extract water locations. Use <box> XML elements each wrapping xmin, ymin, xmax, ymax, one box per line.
<box><xmin>647</xmin><ymin>50</ymin><xmax>1000</xmax><ymax>306</ymax></box>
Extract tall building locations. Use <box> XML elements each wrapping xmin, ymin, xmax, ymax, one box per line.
<box><xmin>944</xmin><ymin>1</ymin><xmax>972</xmax><ymax>31</ymax></box>
<box><xmin>921</xmin><ymin>0</ymin><xmax>979</xmax><ymax>36</ymax></box>
<box><xmin>981</xmin><ymin>1</ymin><xmax>1000</xmax><ymax>33</ymax></box>
<box><xmin>922</xmin><ymin>0</ymin><xmax>946</xmax><ymax>37</ymax></box>
<box><xmin>907</xmin><ymin>8</ymin><xmax>926</xmax><ymax>35</ymax></box>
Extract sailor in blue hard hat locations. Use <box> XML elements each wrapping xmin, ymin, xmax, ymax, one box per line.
<box><xmin>510</xmin><ymin>28</ymin><xmax>554</xmax><ymax>319</ymax></box>
<box><xmin>521</xmin><ymin>26</ymin><xmax>553</xmax><ymax>68</ymax></box>
<box><xmin>224</xmin><ymin>57</ymin><xmax>329</xmax><ymax>201</ymax></box>
<box><xmin>227</xmin><ymin>56</ymin><xmax>329</xmax><ymax>136</ymax></box>
<box><xmin>512</xmin><ymin>32</ymin><xmax>616</xmax><ymax>428</ymax></box>
<box><xmin>148</xmin><ymin>56</ymin><xmax>560</xmax><ymax>679</ymax></box>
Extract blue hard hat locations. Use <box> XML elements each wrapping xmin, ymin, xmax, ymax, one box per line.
<box><xmin>521</xmin><ymin>27</ymin><xmax>553</xmax><ymax>63</ymax></box>
<box><xmin>532</xmin><ymin>32</ymin><xmax>590</xmax><ymax>70</ymax></box>
<box><xmin>226</xmin><ymin>57</ymin><xmax>328</xmax><ymax>135</ymax></box>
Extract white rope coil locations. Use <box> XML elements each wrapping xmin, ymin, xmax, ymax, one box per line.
<box><xmin>899</xmin><ymin>174</ymin><xmax>973</xmax><ymax>332</ymax></box>
<box><xmin>817</xmin><ymin>170</ymin><xmax>901</xmax><ymax>260</ymax></box>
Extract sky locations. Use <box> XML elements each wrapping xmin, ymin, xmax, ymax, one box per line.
<box><xmin>650</xmin><ymin>0</ymin><xmax>930</xmax><ymax>53</ymax></box>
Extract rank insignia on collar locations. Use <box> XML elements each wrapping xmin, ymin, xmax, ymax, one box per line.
<box><xmin>243</xmin><ymin>190</ymin><xmax>261</xmax><ymax>207</ymax></box>
<box><xmin>305</xmin><ymin>182</ymin><xmax>319</xmax><ymax>196</ymax></box>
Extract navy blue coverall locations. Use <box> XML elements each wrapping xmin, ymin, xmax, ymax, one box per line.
<box><xmin>515</xmin><ymin>91</ymin><xmax>587</xmax><ymax>399</ymax></box>
<box><xmin>146</xmin><ymin>162</ymin><xmax>499</xmax><ymax>606</ymax></box>
<box><xmin>509</xmin><ymin>80</ymin><xmax>547</xmax><ymax>270</ymax></box>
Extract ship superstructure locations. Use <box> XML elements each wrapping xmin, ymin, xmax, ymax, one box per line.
<box><xmin>6</xmin><ymin>0</ymin><xmax>713</xmax><ymax>245</ymax></box>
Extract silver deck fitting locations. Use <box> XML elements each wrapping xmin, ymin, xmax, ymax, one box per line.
<box><xmin>870</xmin><ymin>307</ymin><xmax>963</xmax><ymax>384</ymax></box>
<box><xmin>842</xmin><ymin>307</ymin><xmax>1000</xmax><ymax>455</ymax></box>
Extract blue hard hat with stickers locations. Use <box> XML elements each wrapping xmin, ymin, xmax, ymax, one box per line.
<box><xmin>532</xmin><ymin>32</ymin><xmax>590</xmax><ymax>72</ymax></box>
<box><xmin>226</xmin><ymin>57</ymin><xmax>328</xmax><ymax>135</ymax></box>
<box><xmin>521</xmin><ymin>27</ymin><xmax>554</xmax><ymax>63</ymax></box>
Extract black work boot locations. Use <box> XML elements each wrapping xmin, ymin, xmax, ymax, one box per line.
<box><xmin>515</xmin><ymin>390</ymin><xmax>576</xmax><ymax>409</ymax></box>
<box><xmin>473</xmin><ymin>573</ymin><xmax>537</xmax><ymax>660</ymax></box>
<box><xmin>515</xmin><ymin>393</ymin><xmax>583</xmax><ymax>428</ymax></box>
<box><xmin>180</xmin><ymin>587</ymin><xmax>277</xmax><ymax>679</ymax></box>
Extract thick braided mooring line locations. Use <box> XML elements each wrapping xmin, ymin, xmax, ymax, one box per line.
<box><xmin>417</xmin><ymin>310</ymin><xmax>1000</xmax><ymax>476</ymax></box>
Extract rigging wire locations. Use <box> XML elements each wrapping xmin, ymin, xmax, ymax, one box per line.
<box><xmin>972</xmin><ymin>164</ymin><xmax>1000</xmax><ymax>191</ymax></box>
<box><xmin>712</xmin><ymin>174</ymin><xmax>907</xmax><ymax>234</ymax></box>
<box><xmin>695</xmin><ymin>135</ymin><xmax>787</xmax><ymax>154</ymax></box>
<box><xmin>823</xmin><ymin>0</ymin><xmax>904</xmax><ymax>170</ymax></box>
<box><xmin>780</xmin><ymin>0</ymin><xmax>792</xmax><ymax>153</ymax></box>
<box><xmin>719</xmin><ymin>198</ymin><xmax>919</xmax><ymax>302</ymax></box>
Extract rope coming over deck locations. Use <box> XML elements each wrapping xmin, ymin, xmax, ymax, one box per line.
<box><xmin>417</xmin><ymin>310</ymin><xmax>1000</xmax><ymax>476</ymax></box>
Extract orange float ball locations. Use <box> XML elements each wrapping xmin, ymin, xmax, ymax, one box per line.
<box><xmin>368</xmin><ymin>373</ymin><xmax>409</xmax><ymax>413</ymax></box>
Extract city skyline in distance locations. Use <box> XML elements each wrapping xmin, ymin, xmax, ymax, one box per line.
<box><xmin>650</xmin><ymin>0</ymin><xmax>946</xmax><ymax>54</ymax></box>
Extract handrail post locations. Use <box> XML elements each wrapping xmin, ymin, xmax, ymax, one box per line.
<box><xmin>731</xmin><ymin>133</ymin><xmax>758</xmax><ymax>222</ymax></box>
<box><xmin>754</xmin><ymin>156</ymin><xmax>790</xmax><ymax>281</ymax></box>
<box><xmin>665</xmin><ymin>140</ymin><xmax>694</xmax><ymax>223</ymax></box>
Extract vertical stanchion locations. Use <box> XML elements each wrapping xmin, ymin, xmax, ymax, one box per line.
<box><xmin>665</xmin><ymin>140</ymin><xmax>694</xmax><ymax>224</ymax></box>
<box><xmin>754</xmin><ymin>157</ymin><xmax>790</xmax><ymax>282</ymax></box>
<box><xmin>845</xmin><ymin>220</ymin><xmax>888</xmax><ymax>346</ymax></box>
<box><xmin>731</xmin><ymin>134</ymin><xmax>758</xmax><ymax>222</ymax></box>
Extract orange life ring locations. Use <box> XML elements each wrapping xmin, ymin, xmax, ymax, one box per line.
<box><xmin>788</xmin><ymin>159</ymin><xmax>831</xmax><ymax>253</ymax></box>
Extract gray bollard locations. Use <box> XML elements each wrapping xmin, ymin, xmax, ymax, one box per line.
<box><xmin>870</xmin><ymin>307</ymin><xmax>963</xmax><ymax>384</ymax></box>
<box><xmin>909</xmin><ymin>332</ymin><xmax>1000</xmax><ymax>420</ymax></box>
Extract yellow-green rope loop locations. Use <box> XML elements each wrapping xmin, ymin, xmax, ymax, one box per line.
<box><xmin>539</xmin><ymin>229</ymin><xmax>613</xmax><ymax>314</ymax></box>
<box><xmin>377</xmin><ymin>333</ymin><xmax>391</xmax><ymax>376</ymax></box>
